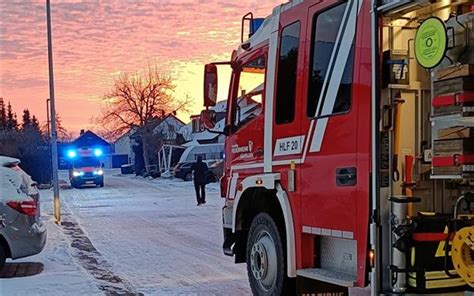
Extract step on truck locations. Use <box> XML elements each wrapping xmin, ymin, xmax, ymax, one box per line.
<box><xmin>201</xmin><ymin>0</ymin><xmax>474</xmax><ymax>295</ymax></box>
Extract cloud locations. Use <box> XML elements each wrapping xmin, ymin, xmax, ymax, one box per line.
<box><xmin>1</xmin><ymin>0</ymin><xmax>283</xmax><ymax>134</ymax></box>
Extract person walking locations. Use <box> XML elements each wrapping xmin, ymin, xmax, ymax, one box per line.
<box><xmin>191</xmin><ymin>156</ymin><xmax>208</xmax><ymax>206</ymax></box>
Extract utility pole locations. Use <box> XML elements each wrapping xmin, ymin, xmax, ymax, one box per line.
<box><xmin>46</xmin><ymin>98</ymin><xmax>51</xmax><ymax>139</ymax></box>
<box><xmin>46</xmin><ymin>0</ymin><xmax>61</xmax><ymax>224</ymax></box>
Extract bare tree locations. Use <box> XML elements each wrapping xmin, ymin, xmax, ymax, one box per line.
<box><xmin>100</xmin><ymin>65</ymin><xmax>190</xmax><ymax>173</ymax></box>
<box><xmin>41</xmin><ymin>112</ymin><xmax>73</xmax><ymax>142</ymax></box>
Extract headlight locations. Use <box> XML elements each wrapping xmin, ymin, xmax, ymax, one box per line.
<box><xmin>72</xmin><ymin>171</ymin><xmax>84</xmax><ymax>177</ymax></box>
<box><xmin>94</xmin><ymin>170</ymin><xmax>104</xmax><ymax>176</ymax></box>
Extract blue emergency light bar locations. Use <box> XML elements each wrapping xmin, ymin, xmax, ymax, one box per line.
<box><xmin>67</xmin><ymin>150</ymin><xmax>77</xmax><ymax>159</ymax></box>
<box><xmin>250</xmin><ymin>18</ymin><xmax>265</xmax><ymax>36</ymax></box>
<box><xmin>94</xmin><ymin>148</ymin><xmax>103</xmax><ymax>157</ymax></box>
<box><xmin>67</xmin><ymin>148</ymin><xmax>103</xmax><ymax>158</ymax></box>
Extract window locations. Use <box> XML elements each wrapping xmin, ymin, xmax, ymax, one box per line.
<box><xmin>194</xmin><ymin>154</ymin><xmax>206</xmax><ymax>161</ymax></box>
<box><xmin>307</xmin><ymin>3</ymin><xmax>355</xmax><ymax>118</ymax></box>
<box><xmin>192</xmin><ymin>118</ymin><xmax>199</xmax><ymax>133</ymax></box>
<box><xmin>234</xmin><ymin>56</ymin><xmax>265</xmax><ymax>127</ymax></box>
<box><xmin>275</xmin><ymin>21</ymin><xmax>300</xmax><ymax>124</ymax></box>
<box><xmin>73</xmin><ymin>157</ymin><xmax>100</xmax><ymax>168</ymax></box>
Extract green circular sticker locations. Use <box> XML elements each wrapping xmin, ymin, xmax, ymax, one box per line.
<box><xmin>415</xmin><ymin>17</ymin><xmax>447</xmax><ymax>69</ymax></box>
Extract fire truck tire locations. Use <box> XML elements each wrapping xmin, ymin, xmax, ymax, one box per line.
<box><xmin>246</xmin><ymin>212</ymin><xmax>291</xmax><ymax>296</ymax></box>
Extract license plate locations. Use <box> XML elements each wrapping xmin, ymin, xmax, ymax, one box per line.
<box><xmin>85</xmin><ymin>181</ymin><xmax>94</xmax><ymax>184</ymax></box>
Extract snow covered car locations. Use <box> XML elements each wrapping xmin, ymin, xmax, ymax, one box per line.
<box><xmin>0</xmin><ymin>156</ymin><xmax>47</xmax><ymax>267</ymax></box>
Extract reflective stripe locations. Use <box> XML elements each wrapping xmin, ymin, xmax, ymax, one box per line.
<box><xmin>264</xmin><ymin>7</ymin><xmax>281</xmax><ymax>173</ymax></box>
<box><xmin>302</xmin><ymin>225</ymin><xmax>354</xmax><ymax>240</ymax></box>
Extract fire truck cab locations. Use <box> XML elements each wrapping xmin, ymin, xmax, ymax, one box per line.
<box><xmin>203</xmin><ymin>0</ymin><xmax>474</xmax><ymax>295</ymax></box>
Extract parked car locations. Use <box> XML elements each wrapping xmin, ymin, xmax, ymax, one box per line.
<box><xmin>178</xmin><ymin>143</ymin><xmax>224</xmax><ymax>164</ymax></box>
<box><xmin>173</xmin><ymin>160</ymin><xmax>218</xmax><ymax>183</ymax></box>
<box><xmin>0</xmin><ymin>156</ymin><xmax>47</xmax><ymax>267</ymax></box>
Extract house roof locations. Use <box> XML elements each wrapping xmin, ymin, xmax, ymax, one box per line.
<box><xmin>114</xmin><ymin>130</ymin><xmax>131</xmax><ymax>144</ymax></box>
<box><xmin>130</xmin><ymin>114</ymin><xmax>185</xmax><ymax>139</ymax></box>
<box><xmin>72</xmin><ymin>130</ymin><xmax>109</xmax><ymax>148</ymax></box>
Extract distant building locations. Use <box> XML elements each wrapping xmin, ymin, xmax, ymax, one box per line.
<box><xmin>72</xmin><ymin>130</ymin><xmax>110</xmax><ymax>150</ymax></box>
<box><xmin>181</xmin><ymin>96</ymin><xmax>261</xmax><ymax>145</ymax></box>
<box><xmin>113</xmin><ymin>130</ymin><xmax>135</xmax><ymax>168</ymax></box>
<box><xmin>124</xmin><ymin>114</ymin><xmax>186</xmax><ymax>173</ymax></box>
<box><xmin>62</xmin><ymin>130</ymin><xmax>112</xmax><ymax>168</ymax></box>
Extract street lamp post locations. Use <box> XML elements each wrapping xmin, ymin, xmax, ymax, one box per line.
<box><xmin>46</xmin><ymin>0</ymin><xmax>61</xmax><ymax>224</ymax></box>
<box><xmin>46</xmin><ymin>98</ymin><xmax>51</xmax><ymax>138</ymax></box>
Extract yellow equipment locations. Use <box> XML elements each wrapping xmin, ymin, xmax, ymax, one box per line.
<box><xmin>451</xmin><ymin>226</ymin><xmax>474</xmax><ymax>288</ymax></box>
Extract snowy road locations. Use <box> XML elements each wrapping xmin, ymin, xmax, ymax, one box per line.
<box><xmin>1</xmin><ymin>171</ymin><xmax>250</xmax><ymax>295</ymax></box>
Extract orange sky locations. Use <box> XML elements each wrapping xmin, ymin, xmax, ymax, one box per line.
<box><xmin>1</xmin><ymin>0</ymin><xmax>282</xmax><ymax>136</ymax></box>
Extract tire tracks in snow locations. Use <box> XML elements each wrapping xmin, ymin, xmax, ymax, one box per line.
<box><xmin>60</xmin><ymin>212</ymin><xmax>143</xmax><ymax>296</ymax></box>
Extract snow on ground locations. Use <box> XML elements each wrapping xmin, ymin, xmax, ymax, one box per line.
<box><xmin>0</xmin><ymin>189</ymin><xmax>101</xmax><ymax>296</ymax></box>
<box><xmin>1</xmin><ymin>170</ymin><xmax>250</xmax><ymax>295</ymax></box>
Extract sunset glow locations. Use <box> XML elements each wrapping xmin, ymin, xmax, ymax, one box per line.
<box><xmin>1</xmin><ymin>0</ymin><xmax>283</xmax><ymax>135</ymax></box>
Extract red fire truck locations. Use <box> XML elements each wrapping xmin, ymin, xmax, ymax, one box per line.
<box><xmin>201</xmin><ymin>0</ymin><xmax>474</xmax><ymax>295</ymax></box>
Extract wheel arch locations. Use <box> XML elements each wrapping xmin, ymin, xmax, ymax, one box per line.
<box><xmin>0</xmin><ymin>234</ymin><xmax>12</xmax><ymax>259</ymax></box>
<box><xmin>231</xmin><ymin>174</ymin><xmax>296</xmax><ymax>278</ymax></box>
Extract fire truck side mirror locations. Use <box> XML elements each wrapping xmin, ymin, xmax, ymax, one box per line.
<box><xmin>200</xmin><ymin>109</ymin><xmax>216</xmax><ymax>130</ymax></box>
<box><xmin>204</xmin><ymin>64</ymin><xmax>218</xmax><ymax>107</ymax></box>
<box><xmin>223</xmin><ymin>125</ymin><xmax>232</xmax><ymax>137</ymax></box>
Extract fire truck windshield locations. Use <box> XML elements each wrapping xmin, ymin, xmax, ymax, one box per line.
<box><xmin>73</xmin><ymin>157</ymin><xmax>101</xmax><ymax>168</ymax></box>
<box><xmin>231</xmin><ymin>56</ymin><xmax>265</xmax><ymax>128</ymax></box>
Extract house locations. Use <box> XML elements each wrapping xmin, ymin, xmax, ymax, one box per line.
<box><xmin>63</xmin><ymin>130</ymin><xmax>112</xmax><ymax>168</ymax></box>
<box><xmin>128</xmin><ymin>114</ymin><xmax>186</xmax><ymax>174</ymax></box>
<box><xmin>72</xmin><ymin>130</ymin><xmax>110</xmax><ymax>149</ymax></box>
<box><xmin>113</xmin><ymin>130</ymin><xmax>135</xmax><ymax>168</ymax></box>
<box><xmin>181</xmin><ymin>95</ymin><xmax>261</xmax><ymax>145</ymax></box>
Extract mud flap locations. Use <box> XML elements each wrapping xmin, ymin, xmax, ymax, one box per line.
<box><xmin>297</xmin><ymin>277</ymin><xmax>349</xmax><ymax>296</ymax></box>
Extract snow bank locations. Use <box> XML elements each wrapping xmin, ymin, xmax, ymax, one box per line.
<box><xmin>1</xmin><ymin>188</ymin><xmax>102</xmax><ymax>295</ymax></box>
<box><xmin>0</xmin><ymin>167</ymin><xmax>31</xmax><ymax>203</ymax></box>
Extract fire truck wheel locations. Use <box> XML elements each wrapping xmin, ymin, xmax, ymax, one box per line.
<box><xmin>247</xmin><ymin>212</ymin><xmax>288</xmax><ymax>296</ymax></box>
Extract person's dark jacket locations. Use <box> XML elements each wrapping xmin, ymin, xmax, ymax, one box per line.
<box><xmin>191</xmin><ymin>158</ymin><xmax>208</xmax><ymax>184</ymax></box>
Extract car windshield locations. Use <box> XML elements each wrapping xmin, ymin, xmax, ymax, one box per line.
<box><xmin>73</xmin><ymin>157</ymin><xmax>100</xmax><ymax>168</ymax></box>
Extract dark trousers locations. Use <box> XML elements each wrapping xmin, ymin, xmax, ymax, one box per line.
<box><xmin>194</xmin><ymin>182</ymin><xmax>206</xmax><ymax>203</ymax></box>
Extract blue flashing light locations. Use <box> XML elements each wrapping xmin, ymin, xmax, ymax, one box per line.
<box><xmin>94</xmin><ymin>148</ymin><xmax>103</xmax><ymax>157</ymax></box>
<box><xmin>250</xmin><ymin>18</ymin><xmax>265</xmax><ymax>36</ymax></box>
<box><xmin>67</xmin><ymin>150</ymin><xmax>77</xmax><ymax>159</ymax></box>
